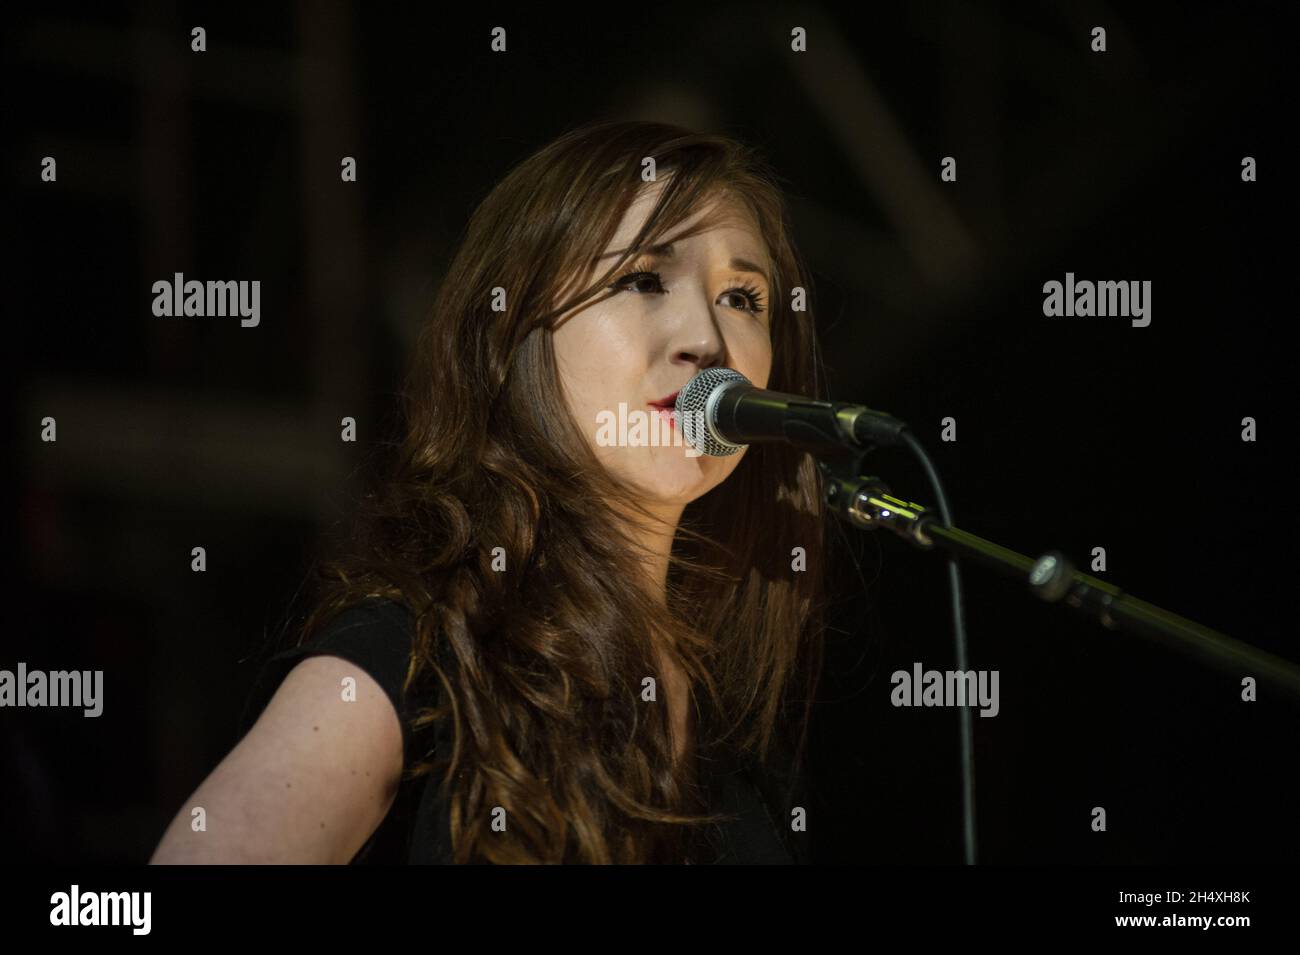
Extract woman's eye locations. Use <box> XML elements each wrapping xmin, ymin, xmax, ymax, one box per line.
<box><xmin>721</xmin><ymin>290</ymin><xmax>759</xmax><ymax>314</ymax></box>
<box><xmin>616</xmin><ymin>271</ymin><xmax>666</xmax><ymax>295</ymax></box>
<box><xmin>610</xmin><ymin>270</ymin><xmax>765</xmax><ymax>315</ymax></box>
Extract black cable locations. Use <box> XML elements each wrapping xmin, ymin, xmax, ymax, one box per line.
<box><xmin>899</xmin><ymin>429</ymin><xmax>976</xmax><ymax>865</ymax></box>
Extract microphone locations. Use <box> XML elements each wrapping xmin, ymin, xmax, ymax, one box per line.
<box><xmin>673</xmin><ymin>367</ymin><xmax>909</xmax><ymax>457</ymax></box>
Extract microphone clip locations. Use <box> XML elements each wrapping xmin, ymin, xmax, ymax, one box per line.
<box><xmin>816</xmin><ymin>453</ymin><xmax>935</xmax><ymax>549</ymax></box>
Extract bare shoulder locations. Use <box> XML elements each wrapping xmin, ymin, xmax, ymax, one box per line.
<box><xmin>150</xmin><ymin>654</ymin><xmax>405</xmax><ymax>864</ymax></box>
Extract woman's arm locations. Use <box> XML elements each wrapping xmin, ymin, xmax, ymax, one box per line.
<box><xmin>149</xmin><ymin>655</ymin><xmax>405</xmax><ymax>864</ymax></box>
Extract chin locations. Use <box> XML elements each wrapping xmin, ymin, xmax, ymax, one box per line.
<box><xmin>608</xmin><ymin>447</ymin><xmax>727</xmax><ymax>501</ymax></box>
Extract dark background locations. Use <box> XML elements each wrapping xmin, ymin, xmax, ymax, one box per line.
<box><xmin>5</xmin><ymin>0</ymin><xmax>1294</xmax><ymax>864</ymax></box>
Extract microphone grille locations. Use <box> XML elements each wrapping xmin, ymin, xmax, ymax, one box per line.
<box><xmin>675</xmin><ymin>367</ymin><xmax>750</xmax><ymax>457</ymax></box>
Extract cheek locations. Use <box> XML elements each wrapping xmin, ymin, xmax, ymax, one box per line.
<box><xmin>731</xmin><ymin>325</ymin><xmax>774</xmax><ymax>389</ymax></box>
<box><xmin>553</xmin><ymin>315</ymin><xmax>642</xmax><ymax>431</ymax></box>
<box><xmin>710</xmin><ymin>449</ymin><xmax>747</xmax><ymax>483</ymax></box>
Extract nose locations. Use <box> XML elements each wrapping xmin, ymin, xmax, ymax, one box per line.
<box><xmin>664</xmin><ymin>291</ymin><xmax>727</xmax><ymax>370</ymax></box>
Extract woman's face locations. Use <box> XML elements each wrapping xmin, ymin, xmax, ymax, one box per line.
<box><xmin>552</xmin><ymin>183</ymin><xmax>774</xmax><ymax>508</ymax></box>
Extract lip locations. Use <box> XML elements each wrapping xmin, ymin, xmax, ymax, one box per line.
<box><xmin>648</xmin><ymin>405</ymin><xmax>677</xmax><ymax>428</ymax></box>
<box><xmin>647</xmin><ymin>389</ymin><xmax>680</xmax><ymax>431</ymax></box>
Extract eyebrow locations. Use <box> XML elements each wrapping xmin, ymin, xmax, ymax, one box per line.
<box><xmin>595</xmin><ymin>243</ymin><xmax>771</xmax><ymax>285</ymax></box>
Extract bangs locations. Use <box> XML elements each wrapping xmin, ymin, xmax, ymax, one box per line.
<box><xmin>546</xmin><ymin>144</ymin><xmax>766</xmax><ymax>326</ymax></box>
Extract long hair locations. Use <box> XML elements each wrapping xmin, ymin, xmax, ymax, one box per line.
<box><xmin>292</xmin><ymin>119</ymin><xmax>832</xmax><ymax>863</ymax></box>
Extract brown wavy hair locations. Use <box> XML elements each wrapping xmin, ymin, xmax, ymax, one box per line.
<box><xmin>290</xmin><ymin>119</ymin><xmax>832</xmax><ymax>863</ymax></box>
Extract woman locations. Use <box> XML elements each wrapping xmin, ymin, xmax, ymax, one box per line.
<box><xmin>151</xmin><ymin>119</ymin><xmax>831</xmax><ymax>864</ymax></box>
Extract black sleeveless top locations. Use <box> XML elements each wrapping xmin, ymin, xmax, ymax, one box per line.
<box><xmin>242</xmin><ymin>598</ymin><xmax>811</xmax><ymax>864</ymax></box>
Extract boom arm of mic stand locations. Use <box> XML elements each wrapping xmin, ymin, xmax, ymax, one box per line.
<box><xmin>817</xmin><ymin>455</ymin><xmax>1300</xmax><ymax>701</ymax></box>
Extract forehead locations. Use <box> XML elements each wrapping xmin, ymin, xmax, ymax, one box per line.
<box><xmin>550</xmin><ymin>182</ymin><xmax>769</xmax><ymax>320</ymax></box>
<box><xmin>608</xmin><ymin>181</ymin><xmax>763</xmax><ymax>254</ymax></box>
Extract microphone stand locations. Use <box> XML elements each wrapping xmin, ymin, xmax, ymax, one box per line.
<box><xmin>681</xmin><ymin>376</ymin><xmax>1300</xmax><ymax>861</ymax></box>
<box><xmin>815</xmin><ymin>449</ymin><xmax>1300</xmax><ymax>698</ymax></box>
<box><xmin>815</xmin><ymin>441</ymin><xmax>1300</xmax><ymax>867</ymax></box>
